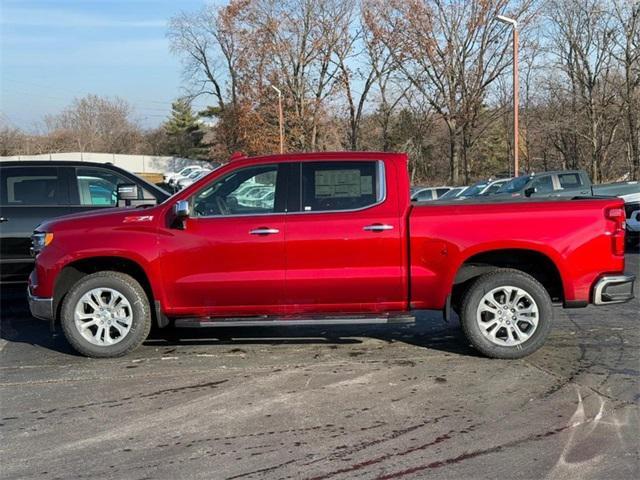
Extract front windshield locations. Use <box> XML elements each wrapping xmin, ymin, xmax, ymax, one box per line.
<box><xmin>439</xmin><ymin>187</ymin><xmax>464</xmax><ymax>199</ymax></box>
<box><xmin>497</xmin><ymin>176</ymin><xmax>531</xmax><ymax>193</ymax></box>
<box><xmin>460</xmin><ymin>181</ymin><xmax>488</xmax><ymax>197</ymax></box>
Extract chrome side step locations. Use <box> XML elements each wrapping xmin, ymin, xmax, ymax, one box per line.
<box><xmin>174</xmin><ymin>314</ymin><xmax>415</xmax><ymax>328</ymax></box>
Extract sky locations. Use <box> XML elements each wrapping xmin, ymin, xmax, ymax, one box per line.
<box><xmin>0</xmin><ymin>0</ymin><xmax>217</xmax><ymax>131</ymax></box>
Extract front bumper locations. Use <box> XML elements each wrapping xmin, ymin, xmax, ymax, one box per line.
<box><xmin>593</xmin><ymin>275</ymin><xmax>635</xmax><ymax>305</ymax></box>
<box><xmin>27</xmin><ymin>287</ymin><xmax>54</xmax><ymax>321</ymax></box>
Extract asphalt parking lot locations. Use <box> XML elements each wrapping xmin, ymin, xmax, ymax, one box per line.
<box><xmin>1</xmin><ymin>254</ymin><xmax>638</xmax><ymax>480</ymax></box>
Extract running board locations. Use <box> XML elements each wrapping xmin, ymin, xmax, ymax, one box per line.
<box><xmin>174</xmin><ymin>314</ymin><xmax>415</xmax><ymax>328</ymax></box>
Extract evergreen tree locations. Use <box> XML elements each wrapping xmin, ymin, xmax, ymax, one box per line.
<box><xmin>163</xmin><ymin>99</ymin><xmax>207</xmax><ymax>159</ymax></box>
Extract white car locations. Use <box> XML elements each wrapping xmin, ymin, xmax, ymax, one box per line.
<box><xmin>410</xmin><ymin>186</ymin><xmax>451</xmax><ymax>202</ymax></box>
<box><xmin>177</xmin><ymin>169</ymin><xmax>212</xmax><ymax>190</ymax></box>
<box><xmin>164</xmin><ymin>166</ymin><xmax>204</xmax><ymax>186</ymax></box>
<box><xmin>622</xmin><ymin>192</ymin><xmax>640</xmax><ymax>245</ymax></box>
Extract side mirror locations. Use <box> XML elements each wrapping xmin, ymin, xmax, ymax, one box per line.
<box><xmin>173</xmin><ymin>200</ymin><xmax>190</xmax><ymax>230</ymax></box>
<box><xmin>117</xmin><ymin>184</ymin><xmax>139</xmax><ymax>206</ymax></box>
<box><xmin>524</xmin><ymin>186</ymin><xmax>537</xmax><ymax>197</ymax></box>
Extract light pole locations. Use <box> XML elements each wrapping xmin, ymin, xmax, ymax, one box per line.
<box><xmin>496</xmin><ymin>14</ymin><xmax>519</xmax><ymax>177</ymax></box>
<box><xmin>271</xmin><ymin>85</ymin><xmax>284</xmax><ymax>154</ymax></box>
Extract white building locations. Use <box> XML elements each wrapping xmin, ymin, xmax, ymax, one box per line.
<box><xmin>0</xmin><ymin>152</ymin><xmax>212</xmax><ymax>175</ymax></box>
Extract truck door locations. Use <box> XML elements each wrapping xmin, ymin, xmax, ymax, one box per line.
<box><xmin>284</xmin><ymin>160</ymin><xmax>405</xmax><ymax>314</ymax></box>
<box><xmin>160</xmin><ymin>163</ymin><xmax>291</xmax><ymax>316</ymax></box>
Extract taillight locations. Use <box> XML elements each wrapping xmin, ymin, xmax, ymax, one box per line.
<box><xmin>606</xmin><ymin>206</ymin><xmax>625</xmax><ymax>256</ymax></box>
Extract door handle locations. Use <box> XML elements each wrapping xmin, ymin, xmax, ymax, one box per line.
<box><xmin>0</xmin><ymin>217</ymin><xmax>8</xmax><ymax>223</ymax></box>
<box><xmin>250</xmin><ymin>228</ymin><xmax>280</xmax><ymax>235</ymax></box>
<box><xmin>363</xmin><ymin>224</ymin><xmax>394</xmax><ymax>232</ymax></box>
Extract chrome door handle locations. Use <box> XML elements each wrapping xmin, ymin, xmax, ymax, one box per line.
<box><xmin>0</xmin><ymin>217</ymin><xmax>8</xmax><ymax>223</ymax></box>
<box><xmin>363</xmin><ymin>224</ymin><xmax>394</xmax><ymax>232</ymax></box>
<box><xmin>250</xmin><ymin>228</ymin><xmax>280</xmax><ymax>235</ymax></box>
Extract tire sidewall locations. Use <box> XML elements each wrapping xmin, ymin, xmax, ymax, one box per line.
<box><xmin>61</xmin><ymin>273</ymin><xmax>150</xmax><ymax>358</ymax></box>
<box><xmin>461</xmin><ymin>271</ymin><xmax>553</xmax><ymax>359</ymax></box>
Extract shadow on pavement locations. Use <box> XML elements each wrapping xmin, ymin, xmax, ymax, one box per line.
<box><xmin>1</xmin><ymin>284</ymin><xmax>478</xmax><ymax>358</ymax></box>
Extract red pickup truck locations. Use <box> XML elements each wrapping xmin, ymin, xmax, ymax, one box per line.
<box><xmin>28</xmin><ymin>152</ymin><xmax>634</xmax><ymax>359</ymax></box>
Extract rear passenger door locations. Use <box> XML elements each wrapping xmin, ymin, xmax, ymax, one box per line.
<box><xmin>0</xmin><ymin>166</ymin><xmax>70</xmax><ymax>281</ymax></box>
<box><xmin>284</xmin><ymin>160</ymin><xmax>405</xmax><ymax>314</ymax></box>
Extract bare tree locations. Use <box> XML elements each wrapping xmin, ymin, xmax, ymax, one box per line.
<box><xmin>547</xmin><ymin>0</ymin><xmax>621</xmax><ymax>182</ymax></box>
<box><xmin>612</xmin><ymin>0</ymin><xmax>640</xmax><ymax>180</ymax></box>
<box><xmin>44</xmin><ymin>95</ymin><xmax>141</xmax><ymax>154</ymax></box>
<box><xmin>372</xmin><ymin>0</ymin><xmax>535</xmax><ymax>183</ymax></box>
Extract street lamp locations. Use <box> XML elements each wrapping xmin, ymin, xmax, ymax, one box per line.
<box><xmin>271</xmin><ymin>85</ymin><xmax>284</xmax><ymax>154</ymax></box>
<box><xmin>496</xmin><ymin>14</ymin><xmax>519</xmax><ymax>177</ymax></box>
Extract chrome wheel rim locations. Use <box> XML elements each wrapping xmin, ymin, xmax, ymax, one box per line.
<box><xmin>476</xmin><ymin>286</ymin><xmax>539</xmax><ymax>347</ymax></box>
<box><xmin>74</xmin><ymin>288</ymin><xmax>133</xmax><ymax>346</ymax></box>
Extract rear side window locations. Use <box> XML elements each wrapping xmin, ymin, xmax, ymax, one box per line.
<box><xmin>416</xmin><ymin>190</ymin><xmax>434</xmax><ymax>201</ymax></box>
<box><xmin>558</xmin><ymin>173</ymin><xmax>582</xmax><ymax>189</ymax></box>
<box><xmin>301</xmin><ymin>161</ymin><xmax>382</xmax><ymax>212</ymax></box>
<box><xmin>0</xmin><ymin>167</ymin><xmax>62</xmax><ymax>206</ymax></box>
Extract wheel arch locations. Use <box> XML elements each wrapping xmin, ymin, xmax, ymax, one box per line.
<box><xmin>53</xmin><ymin>256</ymin><xmax>162</xmax><ymax>327</ymax></box>
<box><xmin>451</xmin><ymin>248</ymin><xmax>566</xmax><ymax>310</ymax></box>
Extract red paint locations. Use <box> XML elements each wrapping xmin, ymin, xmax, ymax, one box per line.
<box><xmin>31</xmin><ymin>152</ymin><xmax>627</xmax><ymax>319</ymax></box>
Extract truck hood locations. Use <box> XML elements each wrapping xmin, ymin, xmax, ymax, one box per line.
<box><xmin>36</xmin><ymin>206</ymin><xmax>161</xmax><ymax>232</ymax></box>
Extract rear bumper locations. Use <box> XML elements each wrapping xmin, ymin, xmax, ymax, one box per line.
<box><xmin>27</xmin><ymin>287</ymin><xmax>54</xmax><ymax>321</ymax></box>
<box><xmin>593</xmin><ymin>275</ymin><xmax>635</xmax><ymax>305</ymax></box>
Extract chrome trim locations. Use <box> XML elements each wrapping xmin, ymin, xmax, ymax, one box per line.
<box><xmin>174</xmin><ymin>200</ymin><xmax>190</xmax><ymax>217</ymax></box>
<box><xmin>593</xmin><ymin>275</ymin><xmax>635</xmax><ymax>305</ymax></box>
<box><xmin>249</xmin><ymin>228</ymin><xmax>280</xmax><ymax>235</ymax></box>
<box><xmin>27</xmin><ymin>288</ymin><xmax>54</xmax><ymax>321</ymax></box>
<box><xmin>189</xmin><ymin>160</ymin><xmax>388</xmax><ymax>219</ymax></box>
<box><xmin>363</xmin><ymin>224</ymin><xmax>394</xmax><ymax>231</ymax></box>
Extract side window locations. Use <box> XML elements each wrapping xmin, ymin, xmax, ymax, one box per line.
<box><xmin>192</xmin><ymin>164</ymin><xmax>280</xmax><ymax>217</ymax></box>
<box><xmin>436</xmin><ymin>188</ymin><xmax>450</xmax><ymax>197</ymax></box>
<box><xmin>75</xmin><ymin>168</ymin><xmax>154</xmax><ymax>206</ymax></box>
<box><xmin>76</xmin><ymin>168</ymin><xmax>130</xmax><ymax>206</ymax></box>
<box><xmin>301</xmin><ymin>161</ymin><xmax>381</xmax><ymax>212</ymax></box>
<box><xmin>0</xmin><ymin>167</ymin><xmax>62</xmax><ymax>206</ymax></box>
<box><xmin>417</xmin><ymin>190</ymin><xmax>433</xmax><ymax>201</ymax></box>
<box><xmin>558</xmin><ymin>173</ymin><xmax>582</xmax><ymax>189</ymax></box>
<box><xmin>531</xmin><ymin>176</ymin><xmax>554</xmax><ymax>193</ymax></box>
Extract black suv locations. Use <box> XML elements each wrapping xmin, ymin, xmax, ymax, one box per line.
<box><xmin>0</xmin><ymin>161</ymin><xmax>170</xmax><ymax>283</ymax></box>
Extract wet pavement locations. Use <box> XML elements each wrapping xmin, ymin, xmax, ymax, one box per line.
<box><xmin>1</xmin><ymin>254</ymin><xmax>638</xmax><ymax>479</ymax></box>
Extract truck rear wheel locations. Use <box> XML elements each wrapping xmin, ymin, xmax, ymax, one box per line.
<box><xmin>60</xmin><ymin>272</ymin><xmax>151</xmax><ymax>358</ymax></box>
<box><xmin>459</xmin><ymin>269</ymin><xmax>552</xmax><ymax>359</ymax></box>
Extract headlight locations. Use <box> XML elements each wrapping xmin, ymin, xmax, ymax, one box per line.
<box><xmin>31</xmin><ymin>232</ymin><xmax>54</xmax><ymax>256</ymax></box>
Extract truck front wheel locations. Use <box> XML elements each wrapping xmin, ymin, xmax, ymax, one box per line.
<box><xmin>60</xmin><ymin>272</ymin><xmax>151</xmax><ymax>358</ymax></box>
<box><xmin>459</xmin><ymin>269</ymin><xmax>553</xmax><ymax>359</ymax></box>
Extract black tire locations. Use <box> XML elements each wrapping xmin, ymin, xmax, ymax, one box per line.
<box><xmin>459</xmin><ymin>269</ymin><xmax>553</xmax><ymax>359</ymax></box>
<box><xmin>60</xmin><ymin>272</ymin><xmax>151</xmax><ymax>358</ymax></box>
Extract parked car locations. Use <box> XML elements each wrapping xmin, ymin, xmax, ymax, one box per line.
<box><xmin>410</xmin><ymin>186</ymin><xmax>451</xmax><ymax>202</ymax></box>
<box><xmin>594</xmin><ymin>181</ymin><xmax>640</xmax><ymax>197</ymax></box>
<box><xmin>176</xmin><ymin>169</ymin><xmax>212</xmax><ymax>190</ymax></box>
<box><xmin>495</xmin><ymin>170</ymin><xmax>640</xmax><ymax>199</ymax></box>
<box><xmin>455</xmin><ymin>178</ymin><xmax>512</xmax><ymax>199</ymax></box>
<box><xmin>0</xmin><ymin>161</ymin><xmax>170</xmax><ymax>284</ymax></box>
<box><xmin>436</xmin><ymin>186</ymin><xmax>468</xmax><ymax>200</ymax></box>
<box><xmin>28</xmin><ymin>152</ymin><xmax>634</xmax><ymax>359</ymax></box>
<box><xmin>478</xmin><ymin>178</ymin><xmax>512</xmax><ymax>196</ymax></box>
<box><xmin>163</xmin><ymin>165</ymin><xmax>204</xmax><ymax>186</ymax></box>
<box><xmin>622</xmin><ymin>192</ymin><xmax>640</xmax><ymax>246</ymax></box>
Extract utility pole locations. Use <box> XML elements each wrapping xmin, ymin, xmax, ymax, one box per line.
<box><xmin>272</xmin><ymin>86</ymin><xmax>284</xmax><ymax>154</ymax></box>
<box><xmin>497</xmin><ymin>15</ymin><xmax>519</xmax><ymax>177</ymax></box>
